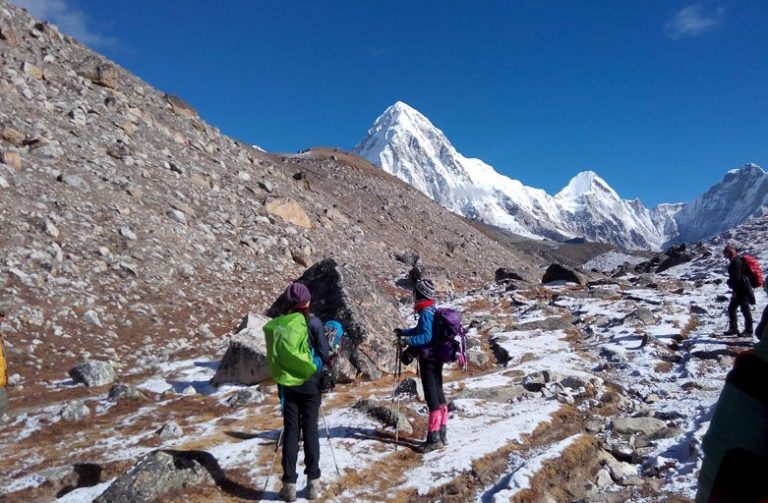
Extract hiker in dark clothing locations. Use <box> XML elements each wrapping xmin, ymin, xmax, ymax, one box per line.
<box><xmin>278</xmin><ymin>283</ymin><xmax>330</xmax><ymax>502</ymax></box>
<box><xmin>756</xmin><ymin>303</ymin><xmax>768</xmax><ymax>341</ymax></box>
<box><xmin>395</xmin><ymin>278</ymin><xmax>448</xmax><ymax>452</ymax></box>
<box><xmin>695</xmin><ymin>333</ymin><xmax>768</xmax><ymax>502</ymax></box>
<box><xmin>723</xmin><ymin>246</ymin><xmax>755</xmax><ymax>336</ymax></box>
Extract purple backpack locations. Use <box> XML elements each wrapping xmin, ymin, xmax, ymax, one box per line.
<box><xmin>429</xmin><ymin>308</ymin><xmax>468</xmax><ymax>369</ymax></box>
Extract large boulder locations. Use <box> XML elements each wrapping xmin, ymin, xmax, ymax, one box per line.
<box><xmin>265</xmin><ymin>197</ymin><xmax>312</xmax><ymax>229</ymax></box>
<box><xmin>267</xmin><ymin>259</ymin><xmax>405</xmax><ymax>380</ymax></box>
<box><xmin>95</xmin><ymin>450</ymin><xmax>220</xmax><ymax>503</ymax></box>
<box><xmin>542</xmin><ymin>264</ymin><xmax>586</xmax><ymax>285</ymax></box>
<box><xmin>76</xmin><ymin>56</ymin><xmax>119</xmax><ymax>89</ymax></box>
<box><xmin>69</xmin><ymin>360</ymin><xmax>116</xmax><ymax>387</ymax></box>
<box><xmin>211</xmin><ymin>314</ymin><xmax>270</xmax><ymax>386</ymax></box>
<box><xmin>611</xmin><ymin>416</ymin><xmax>668</xmax><ymax>437</ymax></box>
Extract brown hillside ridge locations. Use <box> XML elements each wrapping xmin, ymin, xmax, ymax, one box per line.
<box><xmin>0</xmin><ymin>1</ymin><xmax>537</xmax><ymax>399</ymax></box>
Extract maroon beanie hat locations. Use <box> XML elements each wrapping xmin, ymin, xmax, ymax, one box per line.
<box><xmin>285</xmin><ymin>282</ymin><xmax>311</xmax><ymax>307</ymax></box>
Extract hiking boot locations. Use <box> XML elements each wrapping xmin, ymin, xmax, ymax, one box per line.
<box><xmin>439</xmin><ymin>425</ymin><xmax>448</xmax><ymax>445</ymax></box>
<box><xmin>420</xmin><ymin>430</ymin><xmax>443</xmax><ymax>453</ymax></box>
<box><xmin>279</xmin><ymin>482</ymin><xmax>297</xmax><ymax>502</ymax></box>
<box><xmin>723</xmin><ymin>328</ymin><xmax>740</xmax><ymax>336</ymax></box>
<box><xmin>307</xmin><ymin>478</ymin><xmax>321</xmax><ymax>500</ymax></box>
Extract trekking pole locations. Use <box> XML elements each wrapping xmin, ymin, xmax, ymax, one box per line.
<box><xmin>319</xmin><ymin>403</ymin><xmax>342</xmax><ymax>476</ymax></box>
<box><xmin>262</xmin><ymin>427</ymin><xmax>284</xmax><ymax>494</ymax></box>
<box><xmin>393</xmin><ymin>339</ymin><xmax>403</xmax><ymax>452</ymax></box>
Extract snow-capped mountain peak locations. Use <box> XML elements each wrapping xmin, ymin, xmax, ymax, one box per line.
<box><xmin>556</xmin><ymin>170</ymin><xmax>617</xmax><ymax>201</ymax></box>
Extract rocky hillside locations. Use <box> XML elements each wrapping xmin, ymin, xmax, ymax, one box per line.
<box><xmin>0</xmin><ymin>2</ymin><xmax>537</xmax><ymax>392</ymax></box>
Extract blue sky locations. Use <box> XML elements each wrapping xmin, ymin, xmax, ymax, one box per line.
<box><xmin>12</xmin><ymin>0</ymin><xmax>768</xmax><ymax>206</ymax></box>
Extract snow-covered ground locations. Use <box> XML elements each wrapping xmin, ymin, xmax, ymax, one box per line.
<box><xmin>3</xmin><ymin>237</ymin><xmax>766</xmax><ymax>501</ymax></box>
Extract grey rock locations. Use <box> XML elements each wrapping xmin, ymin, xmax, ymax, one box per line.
<box><xmin>621</xmin><ymin>308</ymin><xmax>656</xmax><ymax>326</ymax></box>
<box><xmin>353</xmin><ymin>399</ymin><xmax>412</xmax><ymax>435</ymax></box>
<box><xmin>596</xmin><ymin>467</ymin><xmax>613</xmax><ymax>488</ymax></box>
<box><xmin>57</xmin><ymin>173</ymin><xmax>87</xmax><ymax>189</ymax></box>
<box><xmin>585</xmin><ymin>419</ymin><xmax>605</xmax><ymax>433</ymax></box>
<box><xmin>467</xmin><ymin>349</ymin><xmax>489</xmax><ymax>368</ymax></box>
<box><xmin>394</xmin><ymin>250</ymin><xmax>419</xmax><ymax>267</ymax></box>
<box><xmin>60</xmin><ymin>400</ymin><xmax>90</xmax><ymax>422</ymax></box>
<box><xmin>69</xmin><ymin>360</ymin><xmax>116</xmax><ymax>387</ymax></box>
<box><xmin>119</xmin><ymin>227</ymin><xmax>137</xmax><ymax>241</ymax></box>
<box><xmin>94</xmin><ymin>450</ymin><xmax>219</xmax><ymax>503</ymax></box>
<box><xmin>453</xmin><ymin>384</ymin><xmax>536</xmax><ymax>402</ymax></box>
<box><xmin>522</xmin><ymin>370</ymin><xmax>561</xmax><ymax>392</ymax></box>
<box><xmin>559</xmin><ymin>375</ymin><xmax>589</xmax><ymax>389</ymax></box>
<box><xmin>258</xmin><ymin>180</ymin><xmax>274</xmax><ymax>193</ymax></box>
<box><xmin>395</xmin><ymin>377</ymin><xmax>424</xmax><ymax>400</ymax></box>
<box><xmin>158</xmin><ymin>421</ymin><xmax>184</xmax><ymax>439</ymax></box>
<box><xmin>108</xmin><ymin>383</ymin><xmax>146</xmax><ymax>402</ymax></box>
<box><xmin>211</xmin><ymin>319</ymin><xmax>270</xmax><ymax>386</ymax></box>
<box><xmin>227</xmin><ymin>388</ymin><xmax>266</xmax><ymax>407</ymax></box>
<box><xmin>611</xmin><ymin>416</ymin><xmax>667</xmax><ymax>437</ymax></box>
<box><xmin>167</xmin><ymin>209</ymin><xmax>187</xmax><ymax>224</ymax></box>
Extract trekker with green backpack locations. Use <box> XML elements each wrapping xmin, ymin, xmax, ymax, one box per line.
<box><xmin>264</xmin><ymin>282</ymin><xmax>330</xmax><ymax>502</ymax></box>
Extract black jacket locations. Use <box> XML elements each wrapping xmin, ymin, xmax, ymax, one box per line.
<box><xmin>728</xmin><ymin>257</ymin><xmax>755</xmax><ymax>304</ymax></box>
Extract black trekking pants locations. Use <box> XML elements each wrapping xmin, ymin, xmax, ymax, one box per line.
<box><xmin>419</xmin><ymin>359</ymin><xmax>446</xmax><ymax>412</ymax></box>
<box><xmin>280</xmin><ymin>381</ymin><xmax>321</xmax><ymax>483</ymax></box>
<box><xmin>728</xmin><ymin>296</ymin><xmax>753</xmax><ymax>331</ymax></box>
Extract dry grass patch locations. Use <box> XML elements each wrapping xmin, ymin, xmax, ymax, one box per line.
<box><xmin>512</xmin><ymin>435</ymin><xmax>600</xmax><ymax>503</ymax></box>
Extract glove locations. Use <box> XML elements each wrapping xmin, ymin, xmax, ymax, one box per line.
<box><xmin>393</xmin><ymin>328</ymin><xmax>402</xmax><ymax>337</ymax></box>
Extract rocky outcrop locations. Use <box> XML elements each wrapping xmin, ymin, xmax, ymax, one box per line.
<box><xmin>94</xmin><ymin>450</ymin><xmax>220</xmax><ymax>503</ymax></box>
<box><xmin>353</xmin><ymin>399</ymin><xmax>412</xmax><ymax>435</ymax></box>
<box><xmin>267</xmin><ymin>259</ymin><xmax>406</xmax><ymax>380</ymax></box>
<box><xmin>542</xmin><ymin>264</ymin><xmax>586</xmax><ymax>285</ymax></box>
<box><xmin>211</xmin><ymin>314</ymin><xmax>270</xmax><ymax>386</ymax></box>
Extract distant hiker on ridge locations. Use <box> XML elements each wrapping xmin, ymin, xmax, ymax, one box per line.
<box><xmin>264</xmin><ymin>282</ymin><xmax>330</xmax><ymax>502</ymax></box>
<box><xmin>723</xmin><ymin>245</ymin><xmax>755</xmax><ymax>336</ymax></box>
<box><xmin>394</xmin><ymin>278</ymin><xmax>448</xmax><ymax>452</ymax></box>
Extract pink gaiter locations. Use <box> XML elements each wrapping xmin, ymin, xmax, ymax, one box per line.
<box><xmin>428</xmin><ymin>410</ymin><xmax>442</xmax><ymax>432</ymax></box>
<box><xmin>439</xmin><ymin>404</ymin><xmax>448</xmax><ymax>426</ymax></box>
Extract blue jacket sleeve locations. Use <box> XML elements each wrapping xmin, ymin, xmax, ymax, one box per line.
<box><xmin>308</xmin><ymin>315</ymin><xmax>330</xmax><ymax>369</ymax></box>
<box><xmin>403</xmin><ymin>307</ymin><xmax>435</xmax><ymax>347</ymax></box>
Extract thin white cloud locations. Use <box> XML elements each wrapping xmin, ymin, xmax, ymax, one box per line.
<box><xmin>664</xmin><ymin>3</ymin><xmax>725</xmax><ymax>39</ymax></box>
<box><xmin>10</xmin><ymin>0</ymin><xmax>116</xmax><ymax>47</ymax></box>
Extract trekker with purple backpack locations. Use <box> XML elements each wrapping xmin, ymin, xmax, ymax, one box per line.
<box><xmin>395</xmin><ymin>278</ymin><xmax>448</xmax><ymax>452</ymax></box>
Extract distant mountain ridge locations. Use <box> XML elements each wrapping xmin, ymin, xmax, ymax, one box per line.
<box><xmin>354</xmin><ymin>101</ymin><xmax>768</xmax><ymax>251</ymax></box>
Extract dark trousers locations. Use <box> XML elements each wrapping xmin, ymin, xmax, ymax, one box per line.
<box><xmin>280</xmin><ymin>381</ymin><xmax>321</xmax><ymax>483</ymax></box>
<box><xmin>419</xmin><ymin>360</ymin><xmax>445</xmax><ymax>412</ymax></box>
<box><xmin>728</xmin><ymin>297</ymin><xmax>753</xmax><ymax>331</ymax></box>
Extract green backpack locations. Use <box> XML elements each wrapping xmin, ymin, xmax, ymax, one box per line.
<box><xmin>264</xmin><ymin>313</ymin><xmax>317</xmax><ymax>386</ymax></box>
